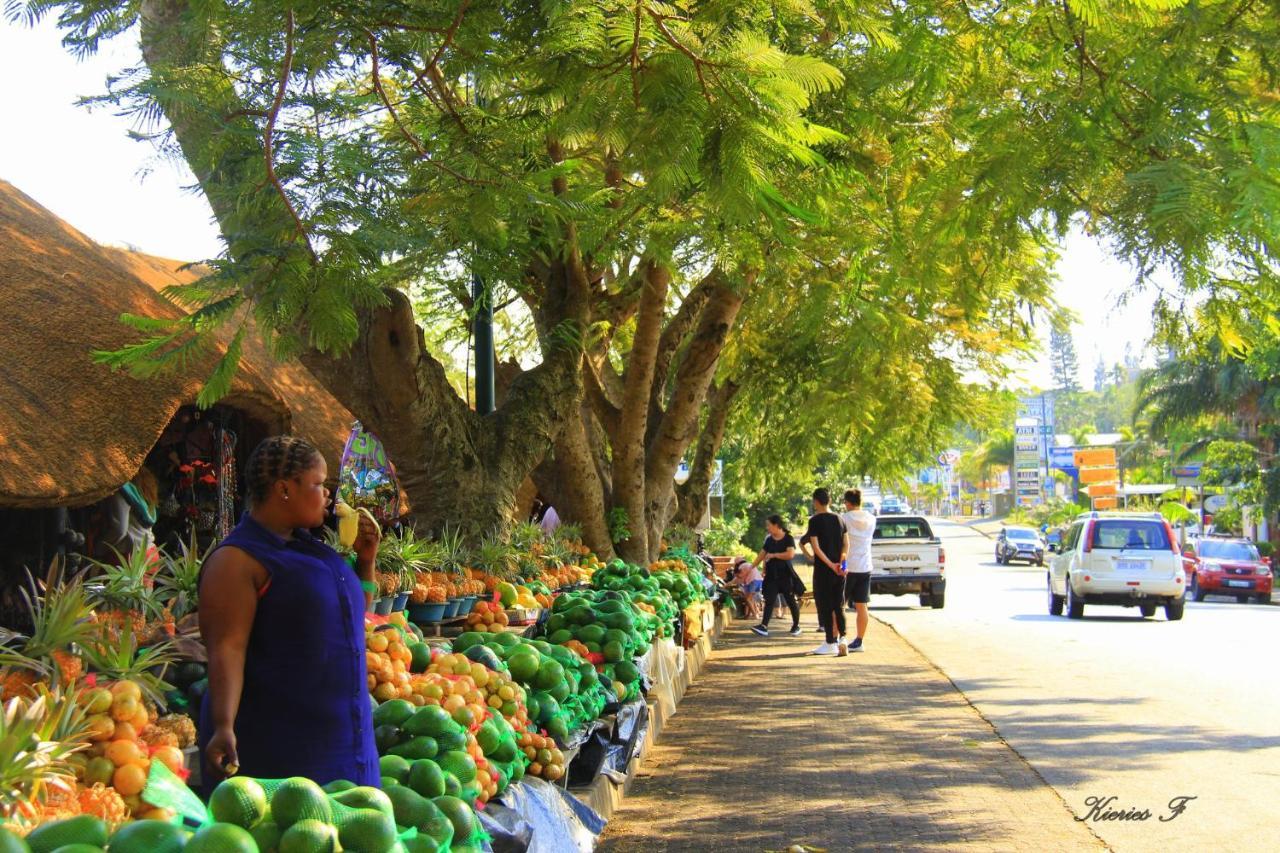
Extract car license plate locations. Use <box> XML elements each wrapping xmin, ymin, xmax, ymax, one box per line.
<box><xmin>1116</xmin><ymin>559</ymin><xmax>1150</xmax><ymax>572</ymax></box>
<box><xmin>1226</xmin><ymin>580</ymin><xmax>1252</xmax><ymax>588</ymax></box>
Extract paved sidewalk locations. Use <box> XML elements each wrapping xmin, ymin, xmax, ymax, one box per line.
<box><xmin>599</xmin><ymin>616</ymin><xmax>1106</xmax><ymax>852</ymax></box>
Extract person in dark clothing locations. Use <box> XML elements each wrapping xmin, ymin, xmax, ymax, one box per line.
<box><xmin>747</xmin><ymin>515</ymin><xmax>802</xmax><ymax>637</ymax></box>
<box><xmin>198</xmin><ymin>437</ymin><xmax>381</xmax><ymax>788</ymax></box>
<box><xmin>803</xmin><ymin>488</ymin><xmax>849</xmax><ymax>656</ymax></box>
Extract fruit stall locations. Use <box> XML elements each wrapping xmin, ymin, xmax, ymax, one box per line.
<box><xmin>0</xmin><ymin>518</ymin><xmax>730</xmax><ymax>852</ymax></box>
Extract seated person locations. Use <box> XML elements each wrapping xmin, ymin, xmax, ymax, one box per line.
<box><xmin>730</xmin><ymin>558</ymin><xmax>764</xmax><ymax>619</ymax></box>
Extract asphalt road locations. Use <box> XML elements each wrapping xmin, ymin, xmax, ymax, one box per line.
<box><xmin>868</xmin><ymin>517</ymin><xmax>1280</xmax><ymax>853</ymax></box>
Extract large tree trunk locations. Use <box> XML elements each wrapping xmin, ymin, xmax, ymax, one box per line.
<box><xmin>674</xmin><ymin>379</ymin><xmax>740</xmax><ymax>528</ymax></box>
<box><xmin>613</xmin><ymin>261</ymin><xmax>670</xmax><ymax>562</ymax></box>
<box><xmin>641</xmin><ymin>279</ymin><xmax>743</xmax><ymax>556</ymax></box>
<box><xmin>139</xmin><ymin>0</ymin><xmax>584</xmax><ymax>537</ymax></box>
<box><xmin>554</xmin><ymin>266</ymin><xmax>743</xmax><ymax>563</ymax></box>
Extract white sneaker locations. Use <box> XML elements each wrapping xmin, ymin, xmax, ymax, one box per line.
<box><xmin>811</xmin><ymin>643</ymin><xmax>838</xmax><ymax>656</ymax></box>
<box><xmin>837</xmin><ymin>639</ymin><xmax>848</xmax><ymax>657</ymax></box>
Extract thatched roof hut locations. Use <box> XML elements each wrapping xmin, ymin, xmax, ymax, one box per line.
<box><xmin>0</xmin><ymin>179</ymin><xmax>355</xmax><ymax>509</ymax></box>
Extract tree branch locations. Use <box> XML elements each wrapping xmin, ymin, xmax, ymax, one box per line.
<box><xmin>263</xmin><ymin>10</ymin><xmax>316</xmax><ymax>263</ymax></box>
<box><xmin>367</xmin><ymin>31</ymin><xmax>494</xmax><ymax>186</ymax></box>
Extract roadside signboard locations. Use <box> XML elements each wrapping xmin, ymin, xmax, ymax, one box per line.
<box><xmin>1014</xmin><ymin>417</ymin><xmax>1043</xmax><ymax>506</ymax></box>
<box><xmin>1084</xmin><ymin>483</ymin><xmax>1118</xmax><ymax>498</ymax></box>
<box><xmin>1093</xmin><ymin>496</ymin><xmax>1119</xmax><ymax>510</ymax></box>
<box><xmin>1174</xmin><ymin>463</ymin><xmax>1203</xmax><ymax>486</ymax></box>
<box><xmin>1074</xmin><ymin>448</ymin><xmax>1117</xmax><ymax>468</ymax></box>
<box><xmin>1079</xmin><ymin>467</ymin><xmax>1119</xmax><ymax>485</ymax></box>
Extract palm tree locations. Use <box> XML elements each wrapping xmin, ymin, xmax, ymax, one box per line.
<box><xmin>1135</xmin><ymin>344</ymin><xmax>1279</xmax><ymax>457</ymax></box>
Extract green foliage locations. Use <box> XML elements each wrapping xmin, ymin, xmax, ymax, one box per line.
<box><xmin>606</xmin><ymin>508</ymin><xmax>631</xmax><ymax>545</ymax></box>
<box><xmin>701</xmin><ymin>515</ymin><xmax>749</xmax><ymax>557</ymax></box>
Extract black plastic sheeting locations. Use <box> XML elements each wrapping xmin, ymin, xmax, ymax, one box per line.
<box><xmin>481</xmin><ymin>777</ymin><xmax>605</xmax><ymax>853</ymax></box>
<box><xmin>567</xmin><ymin>699</ymin><xmax>649</xmax><ymax>787</ymax></box>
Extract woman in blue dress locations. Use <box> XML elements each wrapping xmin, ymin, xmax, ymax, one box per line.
<box><xmin>198</xmin><ymin>436</ymin><xmax>380</xmax><ymax>787</ymax></box>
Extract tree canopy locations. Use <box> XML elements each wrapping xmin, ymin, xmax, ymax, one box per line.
<box><xmin>19</xmin><ymin>0</ymin><xmax>1280</xmax><ymax>555</ymax></box>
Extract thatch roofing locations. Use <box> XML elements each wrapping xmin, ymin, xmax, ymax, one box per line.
<box><xmin>0</xmin><ymin>179</ymin><xmax>355</xmax><ymax>509</ymax></box>
<box><xmin>102</xmin><ymin>247</ymin><xmax>356</xmax><ymax>479</ymax></box>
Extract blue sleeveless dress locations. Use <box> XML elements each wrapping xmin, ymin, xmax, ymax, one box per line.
<box><xmin>198</xmin><ymin>514</ymin><xmax>378</xmax><ymax>788</ymax></box>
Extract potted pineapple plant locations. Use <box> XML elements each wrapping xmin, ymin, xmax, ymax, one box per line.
<box><xmin>436</xmin><ymin>527</ymin><xmax>471</xmax><ymax>619</ymax></box>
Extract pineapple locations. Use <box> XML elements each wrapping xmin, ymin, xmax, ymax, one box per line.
<box><xmin>77</xmin><ymin>784</ymin><xmax>129</xmax><ymax>827</ymax></box>
<box><xmin>138</xmin><ymin>724</ymin><xmax>180</xmax><ymax>748</ymax></box>
<box><xmin>425</xmin><ymin>586</ymin><xmax>447</xmax><ymax>604</ymax></box>
<box><xmin>0</xmin><ymin>687</ymin><xmax>95</xmax><ymax>830</ymax></box>
<box><xmin>155</xmin><ymin>714</ymin><xmax>197</xmax><ymax>749</ymax></box>
<box><xmin>0</xmin><ymin>573</ymin><xmax>95</xmax><ymax>699</ymax></box>
<box><xmin>80</xmin><ymin>627</ymin><xmax>176</xmax><ymax>708</ymax></box>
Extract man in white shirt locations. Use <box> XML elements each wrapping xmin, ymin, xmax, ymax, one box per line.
<box><xmin>839</xmin><ymin>488</ymin><xmax>875</xmax><ymax>652</ymax></box>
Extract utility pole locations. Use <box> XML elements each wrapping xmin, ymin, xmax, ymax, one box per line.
<box><xmin>470</xmin><ymin>79</ymin><xmax>495</xmax><ymax>416</ymax></box>
<box><xmin>472</xmin><ymin>271</ymin><xmax>494</xmax><ymax>415</ymax></box>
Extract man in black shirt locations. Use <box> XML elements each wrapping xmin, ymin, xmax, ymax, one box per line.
<box><xmin>803</xmin><ymin>488</ymin><xmax>849</xmax><ymax>656</ymax></box>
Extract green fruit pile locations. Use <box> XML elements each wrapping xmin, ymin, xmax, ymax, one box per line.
<box><xmin>548</xmin><ymin>587</ymin><xmax>661</xmax><ymax>658</ymax></box>
<box><xmin>651</xmin><ymin>550</ymin><xmax>709</xmax><ymax>611</ymax></box>
<box><xmin>453</xmin><ymin>631</ymin><xmax>606</xmax><ymax>742</ymax></box>
<box><xmin>372</xmin><ymin>701</ymin><xmax>492</xmax><ymax>805</ymax></box>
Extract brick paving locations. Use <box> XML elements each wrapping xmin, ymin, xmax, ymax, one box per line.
<box><xmin>599</xmin><ymin>615</ymin><xmax>1107</xmax><ymax>852</ymax></box>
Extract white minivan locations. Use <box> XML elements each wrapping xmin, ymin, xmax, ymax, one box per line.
<box><xmin>1047</xmin><ymin>512</ymin><xmax>1186</xmax><ymax>621</ymax></box>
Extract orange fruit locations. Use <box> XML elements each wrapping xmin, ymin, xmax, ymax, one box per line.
<box><xmin>152</xmin><ymin>746</ymin><xmax>185</xmax><ymax>775</ymax></box>
<box><xmin>373</xmin><ymin>682</ymin><xmax>398</xmax><ymax>702</ymax></box>
<box><xmin>408</xmin><ymin>693</ymin><xmax>426</xmax><ymax>707</ymax></box>
<box><xmin>113</xmin><ymin>763</ymin><xmax>147</xmax><ymax>796</ymax></box>
<box><xmin>367</xmin><ymin>632</ymin><xmax>389</xmax><ymax>653</ymax></box>
<box><xmin>110</xmin><ymin>696</ymin><xmax>140</xmax><ymax>723</ymax></box>
<box><xmin>442</xmin><ymin>694</ymin><xmax>465</xmax><ymax>713</ymax></box>
<box><xmin>84</xmin><ymin>687</ymin><xmax>113</xmax><ymax>715</ymax></box>
<box><xmin>87</xmin><ymin>714</ymin><xmax>116</xmax><ymax>742</ymax></box>
<box><xmin>367</xmin><ymin>674</ymin><xmax>377</xmax><ymax>691</ymax></box>
<box><xmin>130</xmin><ymin>705</ymin><xmax>150</xmax><ymax>731</ymax></box>
<box><xmin>112</xmin><ymin>721</ymin><xmax>139</xmax><ymax>743</ymax></box>
<box><xmin>105</xmin><ymin>738</ymin><xmax>145</xmax><ymax>767</ymax></box>
<box><xmin>529</xmin><ymin>762</ymin><xmax>542</xmax><ymax>777</ymax></box>
<box><xmin>111</xmin><ymin>680</ymin><xmax>142</xmax><ymax>703</ymax></box>
<box><xmin>121</xmin><ymin>793</ymin><xmax>145</xmax><ymax>814</ymax></box>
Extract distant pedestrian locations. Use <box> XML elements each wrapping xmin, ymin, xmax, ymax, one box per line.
<box><xmin>840</xmin><ymin>489</ymin><xmax>875</xmax><ymax>652</ymax></box>
<box><xmin>804</xmin><ymin>489</ymin><xmax>849</xmax><ymax>656</ymax></box>
<box><xmin>748</xmin><ymin>516</ymin><xmax>802</xmax><ymax>637</ymax></box>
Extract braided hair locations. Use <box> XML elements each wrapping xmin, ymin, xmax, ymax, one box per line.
<box><xmin>244</xmin><ymin>436</ymin><xmax>324</xmax><ymax>508</ymax></box>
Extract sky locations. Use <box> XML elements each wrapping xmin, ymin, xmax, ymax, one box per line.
<box><xmin>0</xmin><ymin>17</ymin><xmax>1161</xmax><ymax>389</ymax></box>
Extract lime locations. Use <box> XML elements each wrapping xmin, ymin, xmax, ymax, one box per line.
<box><xmin>270</xmin><ymin>777</ymin><xmax>332</xmax><ymax>828</ymax></box>
<box><xmin>208</xmin><ymin>776</ymin><xmax>269</xmax><ymax>829</ymax></box>
<box><xmin>277</xmin><ymin>819</ymin><xmax>338</xmax><ymax>853</ymax></box>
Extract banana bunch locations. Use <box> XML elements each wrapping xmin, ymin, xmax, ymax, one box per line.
<box><xmin>335</xmin><ymin>500</ymin><xmax>380</xmax><ymax>547</ymax></box>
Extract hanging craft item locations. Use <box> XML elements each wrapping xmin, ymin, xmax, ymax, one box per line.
<box><xmin>337</xmin><ymin>422</ymin><xmax>400</xmax><ymax>527</ymax></box>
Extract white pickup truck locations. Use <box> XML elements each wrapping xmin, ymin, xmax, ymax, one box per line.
<box><xmin>870</xmin><ymin>515</ymin><xmax>946</xmax><ymax>608</ymax></box>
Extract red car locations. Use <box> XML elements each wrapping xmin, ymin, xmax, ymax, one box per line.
<box><xmin>1184</xmin><ymin>537</ymin><xmax>1274</xmax><ymax>603</ymax></box>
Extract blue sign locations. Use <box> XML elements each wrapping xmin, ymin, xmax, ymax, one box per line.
<box><xmin>1049</xmin><ymin>448</ymin><xmax>1076</xmax><ymax>470</ymax></box>
<box><xmin>1173</xmin><ymin>463</ymin><xmax>1202</xmax><ymax>478</ymax></box>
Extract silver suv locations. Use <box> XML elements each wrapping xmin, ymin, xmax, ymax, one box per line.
<box><xmin>1047</xmin><ymin>512</ymin><xmax>1187</xmax><ymax>621</ymax></box>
